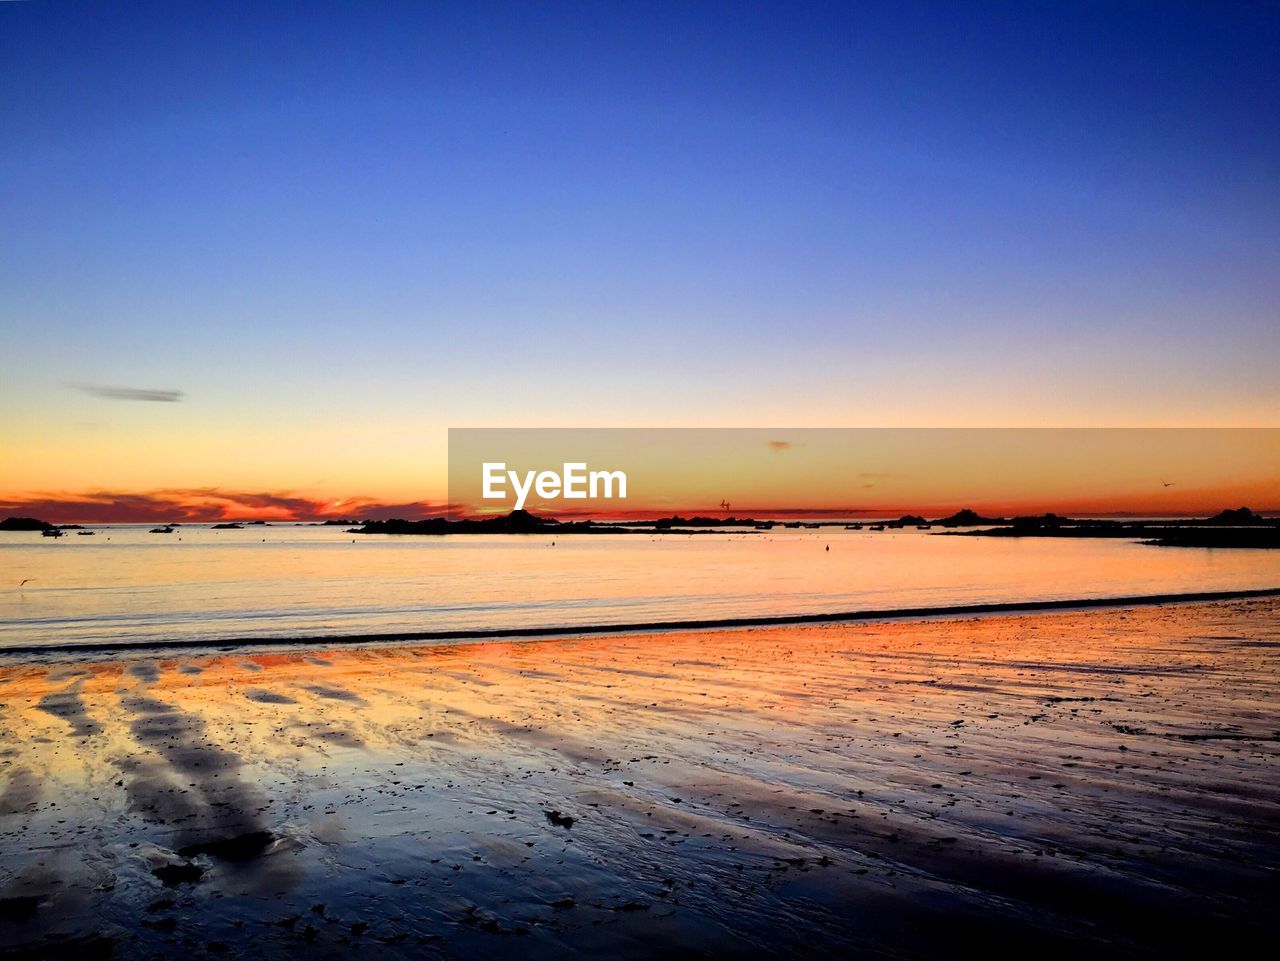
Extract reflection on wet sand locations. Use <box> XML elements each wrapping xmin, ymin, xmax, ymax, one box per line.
<box><xmin>1</xmin><ymin>598</ymin><xmax>1279</xmax><ymax>958</ymax></box>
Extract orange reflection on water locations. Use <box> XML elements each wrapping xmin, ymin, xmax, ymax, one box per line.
<box><xmin>6</xmin><ymin>525</ymin><xmax>1280</xmax><ymax>648</ymax></box>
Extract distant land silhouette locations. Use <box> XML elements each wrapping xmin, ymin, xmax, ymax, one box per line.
<box><xmin>935</xmin><ymin>508</ymin><xmax>1006</xmax><ymax>527</ymax></box>
<box><xmin>350</xmin><ymin>510</ymin><xmax>735</xmax><ymax>536</ymax></box>
<box><xmin>4</xmin><ymin>506</ymin><xmax>1277</xmax><ymax>546</ymax></box>
<box><xmin>946</xmin><ymin>507</ymin><xmax>1280</xmax><ymax>548</ymax></box>
<box><xmin>887</xmin><ymin>514</ymin><xmax>929</xmax><ymax>528</ymax></box>
<box><xmin>0</xmin><ymin>517</ymin><xmax>53</xmax><ymax>531</ymax></box>
<box><xmin>344</xmin><ymin>506</ymin><xmax>1280</xmax><ymax>546</ymax></box>
<box><xmin>1206</xmin><ymin>506</ymin><xmax>1270</xmax><ymax>525</ymax></box>
<box><xmin>1142</xmin><ymin>529</ymin><xmax>1280</xmax><ymax>548</ymax></box>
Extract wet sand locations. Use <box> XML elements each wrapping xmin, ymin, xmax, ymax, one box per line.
<box><xmin>1</xmin><ymin>598</ymin><xmax>1279</xmax><ymax>959</ymax></box>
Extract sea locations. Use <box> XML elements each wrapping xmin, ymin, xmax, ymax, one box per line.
<box><xmin>2</xmin><ymin>523</ymin><xmax>1279</xmax><ymax>651</ymax></box>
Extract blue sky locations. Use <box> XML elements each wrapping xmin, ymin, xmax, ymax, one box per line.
<box><xmin>2</xmin><ymin>1</ymin><xmax>1278</xmax><ymax>505</ymax></box>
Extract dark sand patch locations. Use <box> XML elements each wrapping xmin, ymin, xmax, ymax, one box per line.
<box><xmin>128</xmin><ymin>662</ymin><xmax>160</xmax><ymax>684</ymax></box>
<box><xmin>115</xmin><ymin>692</ymin><xmax>274</xmax><ymax>856</ymax></box>
<box><xmin>0</xmin><ymin>766</ymin><xmax>39</xmax><ymax>815</ymax></box>
<box><xmin>300</xmin><ymin>683</ymin><xmax>366</xmax><ymax>704</ymax></box>
<box><xmin>243</xmin><ymin>688</ymin><xmax>298</xmax><ymax>705</ymax></box>
<box><xmin>34</xmin><ymin>682</ymin><xmax>102</xmax><ymax>737</ymax></box>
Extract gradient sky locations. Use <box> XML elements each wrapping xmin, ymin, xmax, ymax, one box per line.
<box><xmin>449</xmin><ymin>428</ymin><xmax>1280</xmax><ymax>519</ymax></box>
<box><xmin>2</xmin><ymin>2</ymin><xmax>1278</xmax><ymax>519</ymax></box>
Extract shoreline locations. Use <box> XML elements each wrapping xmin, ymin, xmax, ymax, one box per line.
<box><xmin>4</xmin><ymin>585</ymin><xmax>1279</xmax><ymax>659</ymax></box>
<box><xmin>2</xmin><ymin>596</ymin><xmax>1278</xmax><ymax>957</ymax></box>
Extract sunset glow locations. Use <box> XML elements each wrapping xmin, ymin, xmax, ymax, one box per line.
<box><xmin>3</xmin><ymin>5</ymin><xmax>1280</xmax><ymax>958</ymax></box>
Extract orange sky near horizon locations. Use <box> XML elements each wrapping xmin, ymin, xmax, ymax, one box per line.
<box><xmin>5</xmin><ymin>428</ymin><xmax>1273</xmax><ymax>523</ymax></box>
<box><xmin>447</xmin><ymin>428</ymin><xmax>1280</xmax><ymax>521</ymax></box>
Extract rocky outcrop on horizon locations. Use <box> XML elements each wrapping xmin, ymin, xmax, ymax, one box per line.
<box><xmin>0</xmin><ymin>516</ymin><xmax>54</xmax><ymax>531</ymax></box>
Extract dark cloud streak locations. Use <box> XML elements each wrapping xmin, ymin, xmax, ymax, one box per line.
<box><xmin>73</xmin><ymin>384</ymin><xmax>184</xmax><ymax>402</ymax></box>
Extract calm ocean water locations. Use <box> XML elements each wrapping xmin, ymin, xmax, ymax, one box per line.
<box><xmin>2</xmin><ymin>524</ymin><xmax>1279</xmax><ymax>650</ymax></box>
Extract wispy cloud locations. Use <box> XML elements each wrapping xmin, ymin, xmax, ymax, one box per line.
<box><xmin>857</xmin><ymin>471</ymin><xmax>897</xmax><ymax>487</ymax></box>
<box><xmin>767</xmin><ymin>440</ymin><xmax>793</xmax><ymax>452</ymax></box>
<box><xmin>73</xmin><ymin>384</ymin><xmax>184</xmax><ymax>402</ymax></box>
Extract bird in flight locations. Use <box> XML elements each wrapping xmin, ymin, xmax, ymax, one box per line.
<box><xmin>720</xmin><ymin>499</ymin><xmax>731</xmax><ymax>513</ymax></box>
<box><xmin>19</xmin><ymin>579</ymin><xmax>31</xmax><ymax>587</ymax></box>
<box><xmin>1162</xmin><ymin>480</ymin><xmax>1176</xmax><ymax>488</ymax></box>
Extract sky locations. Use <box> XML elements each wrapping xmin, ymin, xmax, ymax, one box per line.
<box><xmin>447</xmin><ymin>428</ymin><xmax>1280</xmax><ymax>520</ymax></box>
<box><xmin>2</xmin><ymin>1</ymin><xmax>1278</xmax><ymax>520</ymax></box>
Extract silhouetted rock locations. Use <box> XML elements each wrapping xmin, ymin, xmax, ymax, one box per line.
<box><xmin>504</xmin><ymin>508</ymin><xmax>554</xmax><ymax>532</ymax></box>
<box><xmin>943</xmin><ymin>506</ymin><xmax>1279</xmax><ymax>544</ymax></box>
<box><xmin>1144</xmin><ymin>528</ymin><xmax>1280</xmax><ymax>548</ymax></box>
<box><xmin>1011</xmin><ymin>513</ymin><xmax>1073</xmax><ymax>530</ymax></box>
<box><xmin>354</xmin><ymin>511</ymin><xmax>564</xmax><ymax>536</ymax></box>
<box><xmin>1205</xmin><ymin>507</ymin><xmax>1269</xmax><ymax>526</ymax></box>
<box><xmin>887</xmin><ymin>514</ymin><xmax>928</xmax><ymax>528</ymax></box>
<box><xmin>934</xmin><ymin>509</ymin><xmax>1005</xmax><ymax>527</ymax></box>
<box><xmin>0</xmin><ymin>517</ymin><xmax>53</xmax><ymax>531</ymax></box>
<box><xmin>645</xmin><ymin>516</ymin><xmax>757</xmax><ymax>529</ymax></box>
<box><xmin>352</xmin><ymin>510</ymin><xmax>739</xmax><ymax>536</ymax></box>
<box><xmin>149</xmin><ymin>526</ymin><xmax>175</xmax><ymax>534</ymax></box>
<box><xmin>211</xmin><ymin>523</ymin><xmax>244</xmax><ymax>529</ymax></box>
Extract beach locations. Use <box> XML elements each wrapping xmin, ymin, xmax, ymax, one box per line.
<box><xmin>1</xmin><ymin>596</ymin><xmax>1278</xmax><ymax>958</ymax></box>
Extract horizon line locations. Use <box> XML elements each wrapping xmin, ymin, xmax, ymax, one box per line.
<box><xmin>486</xmin><ymin>504</ymin><xmax>1280</xmax><ymax>522</ymax></box>
<box><xmin>7</xmin><ymin>503</ymin><xmax>1279</xmax><ymax>526</ymax></box>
